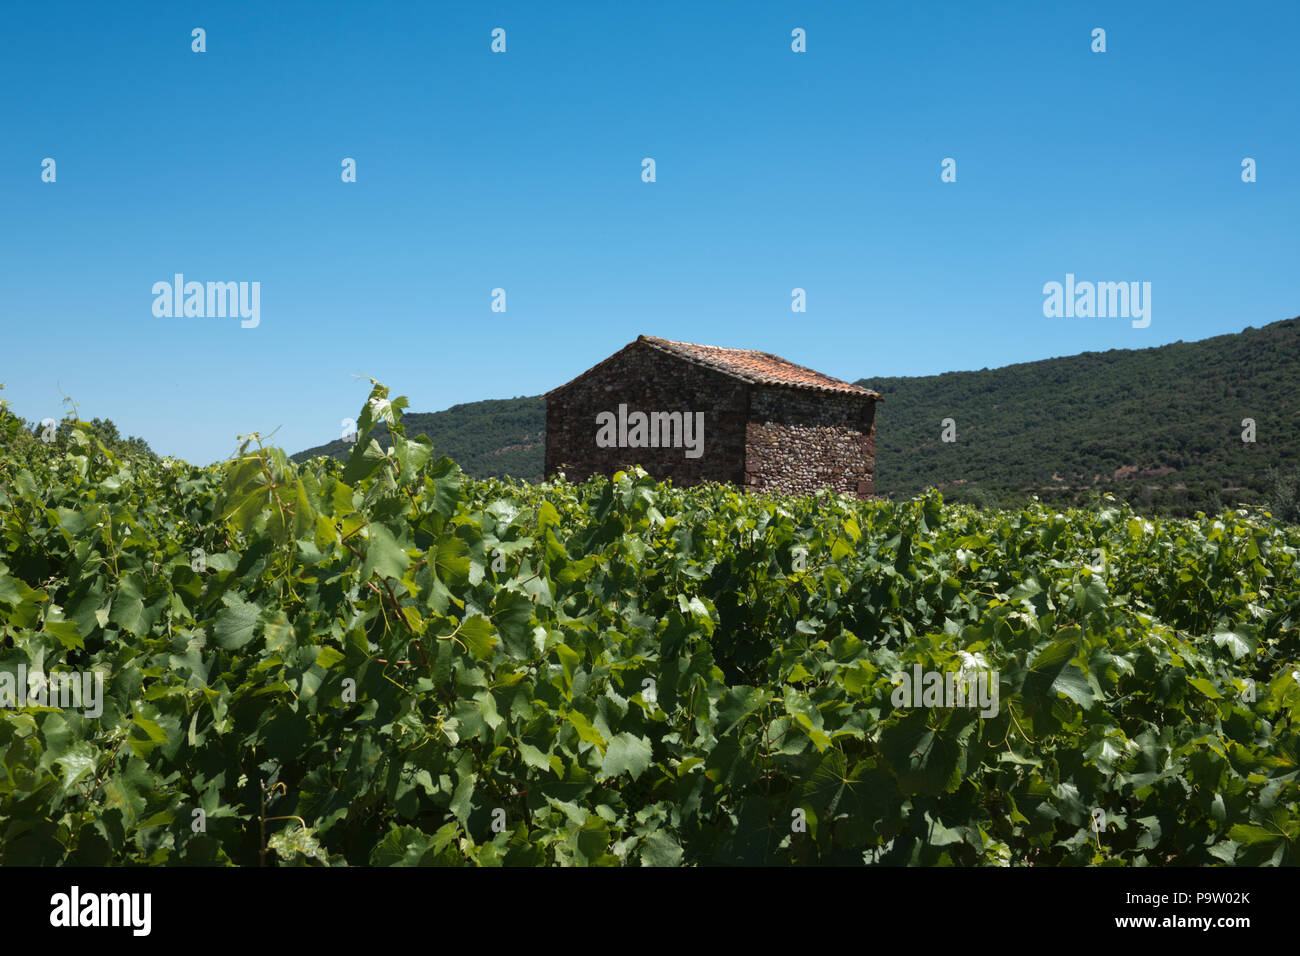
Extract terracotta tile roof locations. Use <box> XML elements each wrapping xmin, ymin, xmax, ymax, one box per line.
<box><xmin>637</xmin><ymin>335</ymin><xmax>881</xmax><ymax>398</ymax></box>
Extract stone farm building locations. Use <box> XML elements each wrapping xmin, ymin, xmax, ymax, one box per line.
<box><xmin>544</xmin><ymin>335</ymin><xmax>882</xmax><ymax>498</ymax></box>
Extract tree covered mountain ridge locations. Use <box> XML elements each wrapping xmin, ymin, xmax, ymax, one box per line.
<box><xmin>286</xmin><ymin>315</ymin><xmax>1296</xmax><ymax>517</ymax></box>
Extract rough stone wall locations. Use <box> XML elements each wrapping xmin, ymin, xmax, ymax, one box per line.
<box><xmin>744</xmin><ymin>386</ymin><xmax>876</xmax><ymax>498</ymax></box>
<box><xmin>545</xmin><ymin>342</ymin><xmax>749</xmax><ymax>487</ymax></box>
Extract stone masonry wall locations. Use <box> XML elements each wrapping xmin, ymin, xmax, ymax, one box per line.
<box><xmin>744</xmin><ymin>386</ymin><xmax>876</xmax><ymax>498</ymax></box>
<box><xmin>545</xmin><ymin>342</ymin><xmax>749</xmax><ymax>487</ymax></box>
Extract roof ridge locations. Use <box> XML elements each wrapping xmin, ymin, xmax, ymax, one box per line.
<box><xmin>636</xmin><ymin>334</ymin><xmax>880</xmax><ymax>398</ymax></box>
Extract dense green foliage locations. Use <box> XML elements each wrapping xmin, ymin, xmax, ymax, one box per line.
<box><xmin>291</xmin><ymin>318</ymin><xmax>1300</xmax><ymax>518</ymax></box>
<box><xmin>0</xmin><ymin>389</ymin><xmax>156</xmax><ymax>463</ymax></box>
<box><xmin>2</xmin><ymin>384</ymin><xmax>1298</xmax><ymax>866</ymax></box>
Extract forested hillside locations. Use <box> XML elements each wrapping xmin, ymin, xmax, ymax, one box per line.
<box><xmin>292</xmin><ymin>397</ymin><xmax>545</xmax><ymax>481</ymax></box>
<box><xmin>291</xmin><ymin>318</ymin><xmax>1300</xmax><ymax>518</ymax></box>
<box><xmin>861</xmin><ymin>317</ymin><xmax>1300</xmax><ymax>516</ymax></box>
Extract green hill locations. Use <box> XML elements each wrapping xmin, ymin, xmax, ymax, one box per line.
<box><xmin>291</xmin><ymin>396</ymin><xmax>545</xmax><ymax>481</ymax></box>
<box><xmin>291</xmin><ymin>317</ymin><xmax>1300</xmax><ymax>517</ymax></box>
<box><xmin>860</xmin><ymin>316</ymin><xmax>1300</xmax><ymax>516</ymax></box>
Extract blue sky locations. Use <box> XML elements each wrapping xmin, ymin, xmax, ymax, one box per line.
<box><xmin>3</xmin><ymin>1</ymin><xmax>1296</xmax><ymax>464</ymax></box>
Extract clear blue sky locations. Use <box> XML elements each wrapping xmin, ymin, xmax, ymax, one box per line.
<box><xmin>3</xmin><ymin>1</ymin><xmax>1296</xmax><ymax>464</ymax></box>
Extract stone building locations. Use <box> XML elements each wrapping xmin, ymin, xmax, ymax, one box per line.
<box><xmin>544</xmin><ymin>334</ymin><xmax>881</xmax><ymax>497</ymax></box>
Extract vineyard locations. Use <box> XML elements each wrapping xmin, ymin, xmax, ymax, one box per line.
<box><xmin>1</xmin><ymin>383</ymin><xmax>1298</xmax><ymax>866</ymax></box>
